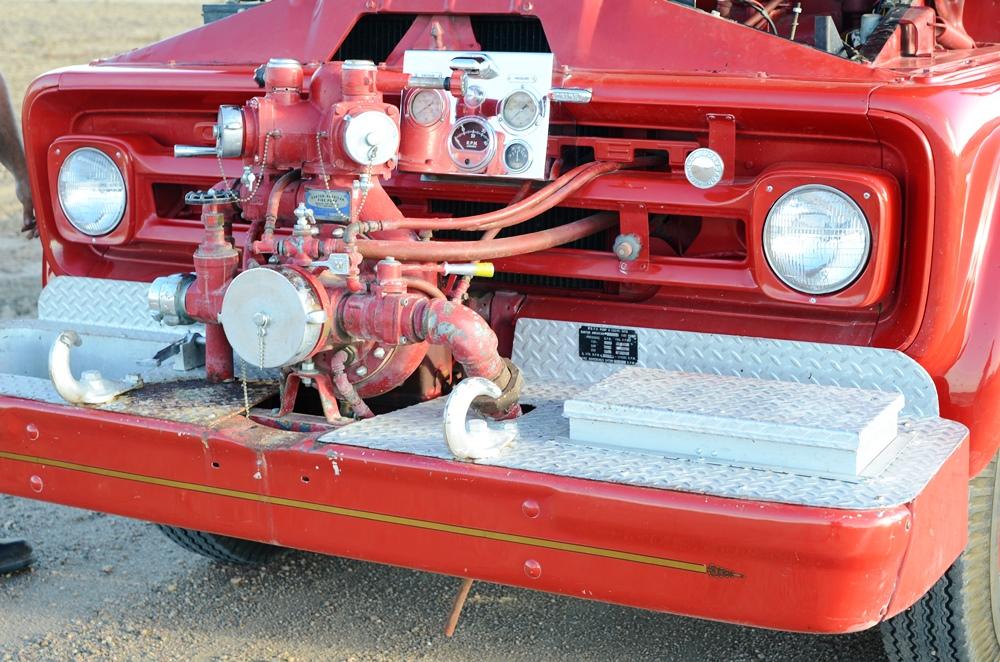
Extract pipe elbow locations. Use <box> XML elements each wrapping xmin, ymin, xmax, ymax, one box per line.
<box><xmin>421</xmin><ymin>300</ymin><xmax>523</xmax><ymax>419</ymax></box>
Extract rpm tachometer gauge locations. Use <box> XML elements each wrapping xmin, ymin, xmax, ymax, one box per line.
<box><xmin>500</xmin><ymin>90</ymin><xmax>541</xmax><ymax>131</ymax></box>
<box><xmin>407</xmin><ymin>89</ymin><xmax>448</xmax><ymax>127</ymax></box>
<box><xmin>448</xmin><ymin>117</ymin><xmax>496</xmax><ymax>172</ymax></box>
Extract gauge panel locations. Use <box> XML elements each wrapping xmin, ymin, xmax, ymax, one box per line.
<box><xmin>401</xmin><ymin>50</ymin><xmax>555</xmax><ymax>180</ymax></box>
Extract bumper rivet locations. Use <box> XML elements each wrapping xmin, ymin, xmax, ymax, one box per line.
<box><xmin>521</xmin><ymin>500</ymin><xmax>540</xmax><ymax>518</ymax></box>
<box><xmin>25</xmin><ymin>424</ymin><xmax>39</xmax><ymax>441</ymax></box>
<box><xmin>29</xmin><ymin>475</ymin><xmax>43</xmax><ymax>493</ymax></box>
<box><xmin>523</xmin><ymin>559</ymin><xmax>542</xmax><ymax>579</ymax></box>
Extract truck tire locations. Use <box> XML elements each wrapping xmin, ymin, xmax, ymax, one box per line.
<box><xmin>156</xmin><ymin>525</ymin><xmax>284</xmax><ymax>565</ymax></box>
<box><xmin>880</xmin><ymin>457</ymin><xmax>1000</xmax><ymax>661</ymax></box>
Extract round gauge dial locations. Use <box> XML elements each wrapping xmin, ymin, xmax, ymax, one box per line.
<box><xmin>503</xmin><ymin>141</ymin><xmax>532</xmax><ymax>174</ymax></box>
<box><xmin>501</xmin><ymin>90</ymin><xmax>541</xmax><ymax>131</ymax></box>
<box><xmin>407</xmin><ymin>89</ymin><xmax>448</xmax><ymax>127</ymax></box>
<box><xmin>448</xmin><ymin>117</ymin><xmax>496</xmax><ymax>172</ymax></box>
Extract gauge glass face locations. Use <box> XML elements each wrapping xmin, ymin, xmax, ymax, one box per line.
<box><xmin>503</xmin><ymin>141</ymin><xmax>532</xmax><ymax>174</ymax></box>
<box><xmin>501</xmin><ymin>90</ymin><xmax>540</xmax><ymax>131</ymax></box>
<box><xmin>408</xmin><ymin>89</ymin><xmax>447</xmax><ymax>127</ymax></box>
<box><xmin>448</xmin><ymin>118</ymin><xmax>495</xmax><ymax>171</ymax></box>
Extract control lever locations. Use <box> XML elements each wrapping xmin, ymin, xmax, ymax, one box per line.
<box><xmin>550</xmin><ymin>88</ymin><xmax>593</xmax><ymax>104</ymax></box>
<box><xmin>174</xmin><ymin>145</ymin><xmax>218</xmax><ymax>158</ymax></box>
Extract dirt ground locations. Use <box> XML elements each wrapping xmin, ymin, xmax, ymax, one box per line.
<box><xmin>0</xmin><ymin>2</ymin><xmax>888</xmax><ymax>660</ymax></box>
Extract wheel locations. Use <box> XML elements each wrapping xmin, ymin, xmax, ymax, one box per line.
<box><xmin>156</xmin><ymin>525</ymin><xmax>284</xmax><ymax>565</ymax></box>
<box><xmin>880</xmin><ymin>457</ymin><xmax>1000</xmax><ymax>661</ymax></box>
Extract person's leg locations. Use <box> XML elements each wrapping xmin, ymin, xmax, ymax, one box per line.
<box><xmin>0</xmin><ymin>539</ymin><xmax>34</xmax><ymax>574</ymax></box>
<box><xmin>0</xmin><ymin>72</ymin><xmax>36</xmax><ymax>237</ymax></box>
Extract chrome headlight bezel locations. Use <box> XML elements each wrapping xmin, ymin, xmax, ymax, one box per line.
<box><xmin>56</xmin><ymin>146</ymin><xmax>127</xmax><ymax>237</ymax></box>
<box><xmin>762</xmin><ymin>184</ymin><xmax>872</xmax><ymax>296</ymax></box>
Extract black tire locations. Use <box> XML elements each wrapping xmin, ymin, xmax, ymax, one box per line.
<box><xmin>881</xmin><ymin>457</ymin><xmax>1000</xmax><ymax>661</ymax></box>
<box><xmin>156</xmin><ymin>525</ymin><xmax>284</xmax><ymax>565</ymax></box>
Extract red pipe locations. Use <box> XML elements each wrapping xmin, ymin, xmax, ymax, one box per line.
<box><xmin>184</xmin><ymin>209</ymin><xmax>240</xmax><ymax>382</ymax></box>
<box><xmin>329</xmin><ymin>350</ymin><xmax>375</xmax><ymax>419</ymax></box>
<box><xmin>334</xmin><ymin>291</ymin><xmax>518</xmax><ymax>418</ymax></box>
<box><xmin>349</xmin><ymin>213</ymin><xmax>616</xmax><ymax>261</ymax></box>
<box><xmin>365</xmin><ymin>161</ymin><xmax>619</xmax><ymax>234</ymax></box>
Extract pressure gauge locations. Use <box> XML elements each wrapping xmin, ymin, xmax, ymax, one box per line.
<box><xmin>407</xmin><ymin>89</ymin><xmax>448</xmax><ymax>127</ymax></box>
<box><xmin>503</xmin><ymin>140</ymin><xmax>532</xmax><ymax>174</ymax></box>
<box><xmin>501</xmin><ymin>90</ymin><xmax>541</xmax><ymax>131</ymax></box>
<box><xmin>448</xmin><ymin>117</ymin><xmax>496</xmax><ymax>172</ymax></box>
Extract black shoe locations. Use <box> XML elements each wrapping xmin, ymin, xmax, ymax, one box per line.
<box><xmin>0</xmin><ymin>539</ymin><xmax>34</xmax><ymax>574</ymax></box>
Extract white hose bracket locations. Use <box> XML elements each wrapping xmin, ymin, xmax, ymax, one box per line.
<box><xmin>49</xmin><ymin>331</ymin><xmax>143</xmax><ymax>405</ymax></box>
<box><xmin>443</xmin><ymin>377</ymin><xmax>517</xmax><ymax>461</ymax></box>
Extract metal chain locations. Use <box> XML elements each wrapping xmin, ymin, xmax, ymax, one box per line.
<box><xmin>256</xmin><ymin>315</ymin><xmax>269</xmax><ymax>370</ymax></box>
<box><xmin>240</xmin><ymin>359</ymin><xmax>251</xmax><ymax>419</ymax></box>
<box><xmin>216</xmin><ymin>131</ymin><xmax>275</xmax><ymax>204</ymax></box>
<box><xmin>314</xmin><ymin>131</ymin><xmax>377</xmax><ymax>221</ymax></box>
<box><xmin>240</xmin><ymin>315</ymin><xmax>270</xmax><ymax>419</ymax></box>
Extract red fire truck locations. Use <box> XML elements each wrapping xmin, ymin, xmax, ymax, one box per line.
<box><xmin>2</xmin><ymin>1</ymin><xmax>999</xmax><ymax>659</ymax></box>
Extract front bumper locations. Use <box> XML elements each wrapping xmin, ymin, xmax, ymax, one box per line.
<box><xmin>0</xmin><ymin>279</ymin><xmax>971</xmax><ymax>633</ymax></box>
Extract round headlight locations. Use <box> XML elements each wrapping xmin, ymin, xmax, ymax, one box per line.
<box><xmin>763</xmin><ymin>185</ymin><xmax>871</xmax><ymax>295</ymax></box>
<box><xmin>57</xmin><ymin>147</ymin><xmax>126</xmax><ymax>236</ymax></box>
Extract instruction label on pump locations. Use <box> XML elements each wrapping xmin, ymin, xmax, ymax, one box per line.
<box><xmin>305</xmin><ymin>188</ymin><xmax>351</xmax><ymax>221</ymax></box>
<box><xmin>578</xmin><ymin>326</ymin><xmax>638</xmax><ymax>365</ymax></box>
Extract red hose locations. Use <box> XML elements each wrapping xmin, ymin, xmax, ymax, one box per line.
<box><xmin>354</xmin><ymin>212</ymin><xmax>616</xmax><ymax>261</ymax></box>
<box><xmin>377</xmin><ymin>161</ymin><xmax>619</xmax><ymax>233</ymax></box>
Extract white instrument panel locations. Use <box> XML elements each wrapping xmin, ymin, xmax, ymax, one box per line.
<box><xmin>402</xmin><ymin>50</ymin><xmax>555</xmax><ymax>180</ymax></box>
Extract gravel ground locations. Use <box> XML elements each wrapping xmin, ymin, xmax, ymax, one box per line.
<box><xmin>0</xmin><ymin>1</ymin><xmax>889</xmax><ymax>659</ymax></box>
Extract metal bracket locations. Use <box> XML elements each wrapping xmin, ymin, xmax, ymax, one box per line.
<box><xmin>707</xmin><ymin>114</ymin><xmax>736</xmax><ymax>185</ymax></box>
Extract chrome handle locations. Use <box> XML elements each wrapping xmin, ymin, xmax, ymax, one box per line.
<box><xmin>173</xmin><ymin>145</ymin><xmax>218</xmax><ymax>158</ymax></box>
<box><xmin>550</xmin><ymin>88</ymin><xmax>593</xmax><ymax>104</ymax></box>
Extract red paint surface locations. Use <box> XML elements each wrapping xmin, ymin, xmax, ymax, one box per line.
<box><xmin>0</xmin><ymin>398</ymin><xmax>970</xmax><ymax>633</ymax></box>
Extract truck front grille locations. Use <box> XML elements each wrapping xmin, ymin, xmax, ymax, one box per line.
<box><xmin>332</xmin><ymin>14</ymin><xmax>551</xmax><ymax>63</ymax></box>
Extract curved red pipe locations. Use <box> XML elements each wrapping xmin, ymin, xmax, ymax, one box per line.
<box><xmin>351</xmin><ymin>213</ymin><xmax>616</xmax><ymax>261</ymax></box>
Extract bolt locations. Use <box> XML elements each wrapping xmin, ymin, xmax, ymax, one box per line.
<box><xmin>29</xmin><ymin>475</ymin><xmax>43</xmax><ymax>493</ymax></box>
<box><xmin>355</xmin><ymin>365</ymin><xmax>369</xmax><ymax>377</ymax></box>
<box><xmin>25</xmin><ymin>424</ymin><xmax>39</xmax><ymax>441</ymax></box>
<box><xmin>523</xmin><ymin>559</ymin><xmax>542</xmax><ymax>579</ymax></box>
<box><xmin>863</xmin><ymin>192</ymin><xmax>872</xmax><ymax>200</ymax></box>
<box><xmin>372</xmin><ymin>347</ymin><xmax>386</xmax><ymax>359</ymax></box>
<box><xmin>521</xmin><ymin>500</ymin><xmax>540</xmax><ymax>519</ymax></box>
<box><xmin>766</xmin><ymin>185</ymin><xmax>774</xmax><ymax>193</ymax></box>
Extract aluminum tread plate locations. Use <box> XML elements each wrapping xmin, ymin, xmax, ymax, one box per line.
<box><xmin>39</xmin><ymin>276</ymin><xmax>198</xmax><ymax>335</ymax></box>
<box><xmin>320</xmin><ymin>380</ymin><xmax>965</xmax><ymax>510</ymax></box>
<box><xmin>513</xmin><ymin>318</ymin><xmax>938</xmax><ymax>418</ymax></box>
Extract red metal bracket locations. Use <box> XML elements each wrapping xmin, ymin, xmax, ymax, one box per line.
<box><xmin>707</xmin><ymin>114</ymin><xmax>737</xmax><ymax>185</ymax></box>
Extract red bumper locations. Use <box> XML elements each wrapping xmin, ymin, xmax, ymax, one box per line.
<box><xmin>0</xmin><ymin>396</ymin><xmax>968</xmax><ymax>634</ymax></box>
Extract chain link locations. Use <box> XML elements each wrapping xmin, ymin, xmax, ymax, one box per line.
<box><xmin>314</xmin><ymin>131</ymin><xmax>377</xmax><ymax>221</ymax></box>
<box><xmin>240</xmin><ymin>359</ymin><xmax>251</xmax><ymax>419</ymax></box>
<box><xmin>216</xmin><ymin>131</ymin><xmax>275</xmax><ymax>204</ymax></box>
